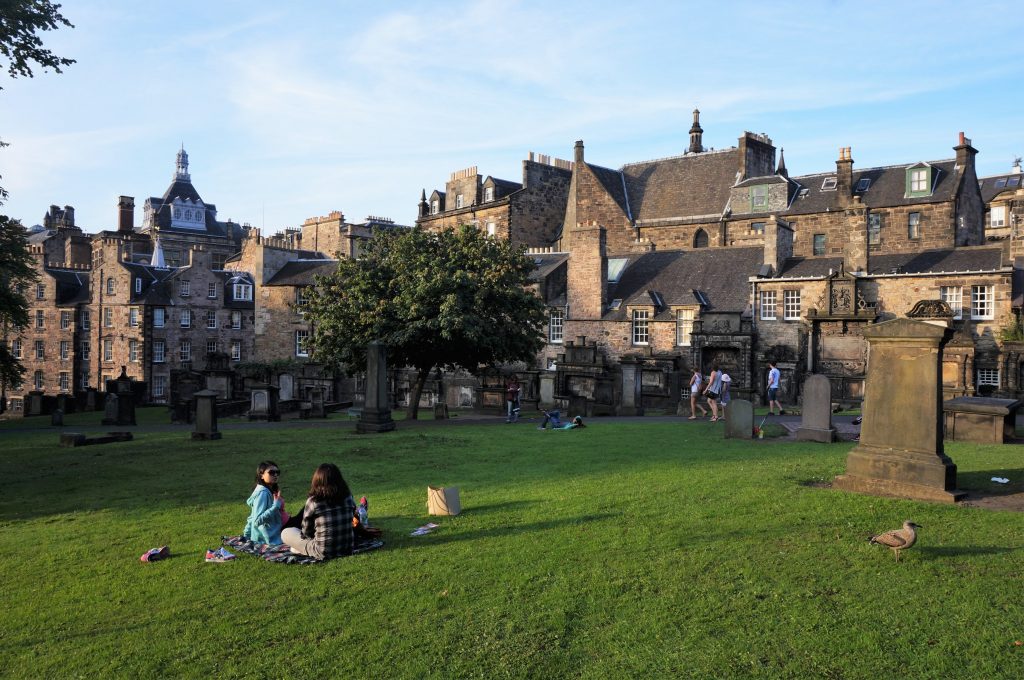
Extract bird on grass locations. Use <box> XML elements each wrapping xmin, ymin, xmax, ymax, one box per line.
<box><xmin>869</xmin><ymin>521</ymin><xmax>922</xmax><ymax>562</ymax></box>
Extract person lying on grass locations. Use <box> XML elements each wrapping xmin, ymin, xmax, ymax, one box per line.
<box><xmin>241</xmin><ymin>460</ymin><xmax>285</xmax><ymax>545</ymax></box>
<box><xmin>556</xmin><ymin>415</ymin><xmax>586</xmax><ymax>430</ymax></box>
<box><xmin>281</xmin><ymin>463</ymin><xmax>356</xmax><ymax>559</ymax></box>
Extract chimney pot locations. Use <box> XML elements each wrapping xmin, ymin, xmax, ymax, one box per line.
<box><xmin>574</xmin><ymin>140</ymin><xmax>584</xmax><ymax>164</ymax></box>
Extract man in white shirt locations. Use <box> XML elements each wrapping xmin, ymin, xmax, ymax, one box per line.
<box><xmin>767</xmin><ymin>361</ymin><xmax>784</xmax><ymax>415</ymax></box>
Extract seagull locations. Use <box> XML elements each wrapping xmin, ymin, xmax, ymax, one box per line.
<box><xmin>869</xmin><ymin>521</ymin><xmax>922</xmax><ymax>562</ymax></box>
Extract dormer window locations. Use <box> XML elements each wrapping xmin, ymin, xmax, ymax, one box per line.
<box><xmin>135</xmin><ymin>278</ymin><xmax>142</xmax><ymax>293</ymax></box>
<box><xmin>751</xmin><ymin>185</ymin><xmax>767</xmax><ymax>210</ymax></box>
<box><xmin>485</xmin><ymin>186</ymin><xmax>494</xmax><ymax>202</ymax></box>
<box><xmin>991</xmin><ymin>206</ymin><xmax>1007</xmax><ymax>228</ymax></box>
<box><xmin>431</xmin><ymin>200</ymin><xmax>439</xmax><ymax>215</ymax></box>
<box><xmin>233</xmin><ymin>283</ymin><xmax>253</xmax><ymax>301</ymax></box>
<box><xmin>906</xmin><ymin>165</ymin><xmax>932</xmax><ymax>197</ymax></box>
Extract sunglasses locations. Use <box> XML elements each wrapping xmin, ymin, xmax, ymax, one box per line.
<box><xmin>267</xmin><ymin>469</ymin><xmax>281</xmax><ymax>476</ymax></box>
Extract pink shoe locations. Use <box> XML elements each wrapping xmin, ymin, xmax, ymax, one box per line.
<box><xmin>140</xmin><ymin>545</ymin><xmax>170</xmax><ymax>562</ymax></box>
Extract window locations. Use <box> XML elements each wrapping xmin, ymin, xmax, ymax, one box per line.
<box><xmin>676</xmin><ymin>309</ymin><xmax>694</xmax><ymax>346</ymax></box>
<box><xmin>185</xmin><ymin>209</ymin><xmax>192</xmax><ymax>220</ymax></box>
<box><xmin>106</xmin><ymin>277</ymin><xmax>115</xmax><ymax>295</ymax></box>
<box><xmin>212</xmin><ymin>254</ymin><xmax>227</xmax><ymax>270</ymax></box>
<box><xmin>856</xmin><ymin>178</ymin><xmax>871</xmax><ymax>192</ymax></box>
<box><xmin>11</xmin><ymin>338</ymin><xmax>21</xmax><ymax>359</ymax></box>
<box><xmin>233</xmin><ymin>283</ymin><xmax>252</xmax><ymax>301</ymax></box>
<box><xmin>813</xmin><ymin>234</ymin><xmax>826</xmax><ymax>256</ymax></box>
<box><xmin>632</xmin><ymin>309</ymin><xmax>650</xmax><ymax>345</ymax></box>
<box><xmin>206</xmin><ymin>339</ymin><xmax>218</xmax><ymax>355</ymax></box>
<box><xmin>991</xmin><ymin>206</ymin><xmax>1007</xmax><ymax>228</ymax></box>
<box><xmin>180</xmin><ymin>309</ymin><xmax>192</xmax><ymax>328</ymax></box>
<box><xmin>33</xmin><ymin>370</ymin><xmax>43</xmax><ymax>390</ymax></box>
<box><xmin>486</xmin><ymin>222</ymin><xmax>496</xmax><ymax>237</ymax></box>
<box><xmin>35</xmin><ymin>309</ymin><xmax>44</xmax><ymax>328</ymax></box>
<box><xmin>868</xmin><ymin>213</ymin><xmax>882</xmax><ymax>245</ymax></box>
<box><xmin>129</xmin><ymin>339</ymin><xmax>139</xmax><ymax>362</ymax></box>
<box><xmin>231</xmin><ymin>311</ymin><xmax>242</xmax><ymax>329</ymax></box>
<box><xmin>549</xmin><ymin>309</ymin><xmax>564</xmax><ymax>344</ymax></box>
<box><xmin>208</xmin><ymin>282</ymin><xmax>218</xmax><ymax>298</ymax></box>
<box><xmin>456</xmin><ymin>194</ymin><xmax>464</xmax><ymax>209</ymax></box>
<box><xmin>295</xmin><ymin>288</ymin><xmax>309</xmax><ymax>308</ymax></box>
<box><xmin>153</xmin><ymin>340</ymin><xmax>165</xmax><ymax>363</ymax></box>
<box><xmin>977</xmin><ymin>368</ymin><xmax>999</xmax><ymax>387</ymax></box>
<box><xmin>231</xmin><ymin>340</ymin><xmax>241</xmax><ymax>362</ymax></box>
<box><xmin>205</xmin><ymin>310</ymin><xmax>217</xmax><ymax>329</ymax></box>
<box><xmin>34</xmin><ymin>340</ymin><xmax>44</xmax><ymax>359</ymax></box>
<box><xmin>180</xmin><ymin>280</ymin><xmax>190</xmax><ymax>297</ymax></box>
<box><xmin>431</xmin><ymin>200</ymin><xmax>439</xmax><ymax>214</ymax></box>
<box><xmin>60</xmin><ymin>311</ymin><xmax>71</xmax><ymax>330</ymax></box>
<box><xmin>153</xmin><ymin>375</ymin><xmax>166</xmax><ymax>398</ymax></box>
<box><xmin>821</xmin><ymin>177</ymin><xmax>837</xmax><ymax>191</ymax></box>
<box><xmin>751</xmin><ymin>222</ymin><xmax>765</xmax><ymax>234</ymax></box>
<box><xmin>908</xmin><ymin>212</ymin><xmax>921</xmax><ymax>240</ymax></box>
<box><xmin>995</xmin><ymin>178</ymin><xmax>1008</xmax><ymax>189</ymax></box>
<box><xmin>153</xmin><ymin>307</ymin><xmax>165</xmax><ymax>327</ymax></box>
<box><xmin>103</xmin><ymin>339</ymin><xmax>113</xmax><ymax>362</ymax></box>
<box><xmin>129</xmin><ymin>308</ymin><xmax>139</xmax><ymax>327</ymax></box>
<box><xmin>80</xmin><ymin>340</ymin><xmax>90</xmax><ymax>360</ymax></box>
<box><xmin>751</xmin><ymin>185</ymin><xmax>767</xmax><ymax>209</ymax></box>
<box><xmin>940</xmin><ymin>286</ymin><xmax>963</xmax><ymax>320</ymax></box>
<box><xmin>909</xmin><ymin>168</ymin><xmax>928</xmax><ymax>193</ymax></box>
<box><xmin>79</xmin><ymin>373</ymin><xmax>89</xmax><ymax>391</ymax></box>
<box><xmin>59</xmin><ymin>372</ymin><xmax>69</xmax><ymax>392</ymax></box>
<box><xmin>485</xmin><ymin>186</ymin><xmax>494</xmax><ymax>202</ymax></box>
<box><xmin>135</xmin><ymin>278</ymin><xmax>142</xmax><ymax>294</ymax></box>
<box><xmin>295</xmin><ymin>330</ymin><xmax>310</xmax><ymax>357</ymax></box>
<box><xmin>167</xmin><ymin>250</ymin><xmax>182</xmax><ymax>268</ymax></box>
<box><xmin>36</xmin><ymin>283</ymin><xmax>45</xmax><ymax>300</ymax></box>
<box><xmin>80</xmin><ymin>310</ymin><xmax>90</xmax><ymax>330</ymax></box>
<box><xmin>607</xmin><ymin>258</ymin><xmax>629</xmax><ymax>283</ymax></box>
<box><xmin>103</xmin><ymin>308</ymin><xmax>113</xmax><ymax>328</ymax></box>
<box><xmin>760</xmin><ymin>291</ymin><xmax>777</xmax><ymax>320</ymax></box>
<box><xmin>10</xmin><ymin>398</ymin><xmax>22</xmax><ymax>412</ymax></box>
<box><xmin>179</xmin><ymin>340</ymin><xmax>191</xmax><ymax>362</ymax></box>
<box><xmin>693</xmin><ymin>229</ymin><xmax>708</xmax><ymax>248</ymax></box>
<box><xmin>59</xmin><ymin>340</ymin><xmax>69</xmax><ymax>360</ymax></box>
<box><xmin>971</xmin><ymin>285</ymin><xmax>994</xmax><ymax>320</ymax></box>
<box><xmin>783</xmin><ymin>290</ymin><xmax>801</xmax><ymax>320</ymax></box>
<box><xmin>174</xmin><ymin>208</ymin><xmax>181</xmax><ymax>218</ymax></box>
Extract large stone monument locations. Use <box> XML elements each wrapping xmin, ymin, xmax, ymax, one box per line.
<box><xmin>833</xmin><ymin>318</ymin><xmax>965</xmax><ymax>503</ymax></box>
<box><xmin>796</xmin><ymin>374</ymin><xmax>837</xmax><ymax>442</ymax></box>
<box><xmin>724</xmin><ymin>399</ymin><xmax>753</xmax><ymax>439</ymax></box>
<box><xmin>357</xmin><ymin>341</ymin><xmax>395</xmax><ymax>433</ymax></box>
<box><xmin>101</xmin><ymin>367</ymin><xmax>136</xmax><ymax>426</ymax></box>
<box><xmin>191</xmin><ymin>389</ymin><xmax>222</xmax><ymax>440</ymax></box>
<box><xmin>248</xmin><ymin>383</ymin><xmax>280</xmax><ymax>421</ymax></box>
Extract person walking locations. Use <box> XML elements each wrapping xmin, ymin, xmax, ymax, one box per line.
<box><xmin>767</xmin><ymin>361</ymin><xmax>784</xmax><ymax>415</ymax></box>
<box><xmin>719</xmin><ymin>370</ymin><xmax>731</xmax><ymax>421</ymax></box>
<box><xmin>703</xmin><ymin>364</ymin><xmax>723</xmax><ymax>422</ymax></box>
<box><xmin>505</xmin><ymin>374</ymin><xmax>521</xmax><ymax>423</ymax></box>
<box><xmin>688</xmin><ymin>368</ymin><xmax>707</xmax><ymax>419</ymax></box>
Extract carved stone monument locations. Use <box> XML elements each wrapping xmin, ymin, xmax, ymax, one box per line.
<box><xmin>833</xmin><ymin>318</ymin><xmax>965</xmax><ymax>503</ymax></box>
<box><xmin>724</xmin><ymin>399</ymin><xmax>753</xmax><ymax>439</ymax></box>
<box><xmin>101</xmin><ymin>367</ymin><xmax>136</xmax><ymax>426</ymax></box>
<box><xmin>357</xmin><ymin>341</ymin><xmax>395</xmax><ymax>433</ymax></box>
<box><xmin>192</xmin><ymin>389</ymin><xmax>222</xmax><ymax>440</ymax></box>
<box><xmin>796</xmin><ymin>374</ymin><xmax>837</xmax><ymax>442</ymax></box>
<box><xmin>248</xmin><ymin>383</ymin><xmax>280</xmax><ymax>421</ymax></box>
<box><xmin>617</xmin><ymin>357</ymin><xmax>642</xmax><ymax>416</ymax></box>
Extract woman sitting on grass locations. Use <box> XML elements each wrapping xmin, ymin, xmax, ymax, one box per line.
<box><xmin>242</xmin><ymin>460</ymin><xmax>285</xmax><ymax>545</ymax></box>
<box><xmin>281</xmin><ymin>463</ymin><xmax>356</xmax><ymax>560</ymax></box>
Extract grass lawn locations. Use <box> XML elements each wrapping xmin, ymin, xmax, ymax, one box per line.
<box><xmin>2</xmin><ymin>418</ymin><xmax>1023</xmax><ymax>678</ymax></box>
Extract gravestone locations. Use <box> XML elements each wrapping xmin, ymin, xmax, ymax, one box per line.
<box><xmin>724</xmin><ymin>399</ymin><xmax>753</xmax><ymax>439</ymax></box>
<box><xmin>101</xmin><ymin>367</ymin><xmax>136</xmax><ymax>426</ymax></box>
<box><xmin>249</xmin><ymin>384</ymin><xmax>280</xmax><ymax>421</ymax></box>
<box><xmin>84</xmin><ymin>387</ymin><xmax>98</xmax><ymax>411</ymax></box>
<box><xmin>50</xmin><ymin>408</ymin><xmax>63</xmax><ymax>427</ymax></box>
<box><xmin>833</xmin><ymin>318</ymin><xmax>965</xmax><ymax>503</ymax></box>
<box><xmin>26</xmin><ymin>391</ymin><xmax>44</xmax><ymax>417</ymax></box>
<box><xmin>357</xmin><ymin>341</ymin><xmax>395</xmax><ymax>433</ymax></box>
<box><xmin>943</xmin><ymin>397</ymin><xmax>1021</xmax><ymax>444</ymax></box>
<box><xmin>101</xmin><ymin>393</ymin><xmax>119</xmax><ymax>425</ymax></box>
<box><xmin>796</xmin><ymin>374</ymin><xmax>837</xmax><ymax>442</ymax></box>
<box><xmin>191</xmin><ymin>389</ymin><xmax>222</xmax><ymax>440</ymax></box>
<box><xmin>538</xmin><ymin>373</ymin><xmax>555</xmax><ymax>408</ymax></box>
<box><xmin>617</xmin><ymin>358</ymin><xmax>642</xmax><ymax>416</ymax></box>
<box><xmin>309</xmin><ymin>387</ymin><xmax>326</xmax><ymax>418</ymax></box>
<box><xmin>279</xmin><ymin>373</ymin><xmax>294</xmax><ymax>401</ymax></box>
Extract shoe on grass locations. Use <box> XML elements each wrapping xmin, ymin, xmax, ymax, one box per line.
<box><xmin>140</xmin><ymin>546</ymin><xmax>170</xmax><ymax>563</ymax></box>
<box><xmin>205</xmin><ymin>549</ymin><xmax>234</xmax><ymax>563</ymax></box>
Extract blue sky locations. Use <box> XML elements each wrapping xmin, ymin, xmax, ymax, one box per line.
<box><xmin>2</xmin><ymin>1</ymin><xmax>1023</xmax><ymax>234</ymax></box>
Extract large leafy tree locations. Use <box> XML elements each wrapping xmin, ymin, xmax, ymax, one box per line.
<box><xmin>0</xmin><ymin>1</ymin><xmax>74</xmax><ymax>407</ymax></box>
<box><xmin>305</xmin><ymin>225</ymin><xmax>548</xmax><ymax>419</ymax></box>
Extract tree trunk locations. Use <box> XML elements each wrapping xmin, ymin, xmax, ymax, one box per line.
<box><xmin>407</xmin><ymin>365</ymin><xmax>432</xmax><ymax>421</ymax></box>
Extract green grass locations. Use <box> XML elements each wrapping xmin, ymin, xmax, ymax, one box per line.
<box><xmin>2</xmin><ymin>420</ymin><xmax>1023</xmax><ymax>678</ymax></box>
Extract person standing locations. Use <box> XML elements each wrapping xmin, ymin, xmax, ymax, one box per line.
<box><xmin>505</xmin><ymin>374</ymin><xmax>521</xmax><ymax>423</ymax></box>
<box><xmin>688</xmin><ymin>368</ymin><xmax>707</xmax><ymax>420</ymax></box>
<box><xmin>767</xmin><ymin>361</ymin><xmax>783</xmax><ymax>415</ymax></box>
<box><xmin>703</xmin><ymin>364</ymin><xmax>722</xmax><ymax>422</ymax></box>
<box><xmin>719</xmin><ymin>370</ymin><xmax>732</xmax><ymax>421</ymax></box>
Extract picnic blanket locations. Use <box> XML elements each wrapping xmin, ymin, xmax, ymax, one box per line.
<box><xmin>221</xmin><ymin>535</ymin><xmax>385</xmax><ymax>565</ymax></box>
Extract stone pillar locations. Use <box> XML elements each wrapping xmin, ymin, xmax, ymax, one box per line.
<box><xmin>796</xmin><ymin>374</ymin><xmax>836</xmax><ymax>442</ymax></box>
<box><xmin>191</xmin><ymin>389</ymin><xmax>222</xmax><ymax>440</ymax></box>
<box><xmin>834</xmin><ymin>318</ymin><xmax>965</xmax><ymax>503</ymax></box>
<box><xmin>357</xmin><ymin>341</ymin><xmax>396</xmax><ymax>433</ymax></box>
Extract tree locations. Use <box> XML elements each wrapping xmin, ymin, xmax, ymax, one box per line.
<box><xmin>305</xmin><ymin>225</ymin><xmax>548</xmax><ymax>419</ymax></box>
<box><xmin>0</xmin><ymin>1</ymin><xmax>75</xmax><ymax>88</ymax></box>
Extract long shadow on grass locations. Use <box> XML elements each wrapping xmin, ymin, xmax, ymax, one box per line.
<box><xmin>390</xmin><ymin>513</ymin><xmax>616</xmax><ymax>548</ymax></box>
<box><xmin>957</xmin><ymin>468</ymin><xmax>1024</xmax><ymax>499</ymax></box>
<box><xmin>917</xmin><ymin>546</ymin><xmax>1015</xmax><ymax>558</ymax></box>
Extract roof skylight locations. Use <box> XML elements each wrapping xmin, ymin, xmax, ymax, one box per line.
<box><xmin>821</xmin><ymin>177</ymin><xmax>837</xmax><ymax>191</ymax></box>
<box><xmin>607</xmin><ymin>258</ymin><xmax>629</xmax><ymax>283</ymax></box>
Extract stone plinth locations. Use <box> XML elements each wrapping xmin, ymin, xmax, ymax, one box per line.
<box><xmin>796</xmin><ymin>374</ymin><xmax>836</xmax><ymax>442</ymax></box>
<box><xmin>833</xmin><ymin>318</ymin><xmax>965</xmax><ymax>503</ymax></box>
<box><xmin>357</xmin><ymin>341</ymin><xmax>395</xmax><ymax>433</ymax></box>
<box><xmin>943</xmin><ymin>397</ymin><xmax>1021</xmax><ymax>444</ymax></box>
<box><xmin>192</xmin><ymin>389</ymin><xmax>222</xmax><ymax>440</ymax></box>
<box><xmin>724</xmin><ymin>399</ymin><xmax>753</xmax><ymax>439</ymax></box>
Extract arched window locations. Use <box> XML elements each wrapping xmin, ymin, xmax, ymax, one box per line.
<box><xmin>106</xmin><ymin>277</ymin><xmax>115</xmax><ymax>294</ymax></box>
<box><xmin>693</xmin><ymin>229</ymin><xmax>709</xmax><ymax>248</ymax></box>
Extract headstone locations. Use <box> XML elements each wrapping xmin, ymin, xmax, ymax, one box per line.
<box><xmin>248</xmin><ymin>384</ymin><xmax>280</xmax><ymax>421</ymax></box>
<box><xmin>309</xmin><ymin>387</ymin><xmax>326</xmax><ymax>418</ymax></box>
<box><xmin>101</xmin><ymin>367</ymin><xmax>136</xmax><ymax>426</ymax></box>
<box><xmin>50</xmin><ymin>408</ymin><xmax>64</xmax><ymax>427</ymax></box>
<box><xmin>357</xmin><ymin>341</ymin><xmax>395</xmax><ymax>433</ymax></box>
<box><xmin>191</xmin><ymin>389</ymin><xmax>222</xmax><ymax>440</ymax></box>
<box><xmin>101</xmin><ymin>393</ymin><xmax>119</xmax><ymax>425</ymax></box>
<box><xmin>833</xmin><ymin>318</ymin><xmax>965</xmax><ymax>503</ymax></box>
<box><xmin>433</xmin><ymin>403</ymin><xmax>449</xmax><ymax>419</ymax></box>
<box><xmin>279</xmin><ymin>373</ymin><xmax>294</xmax><ymax>401</ymax></box>
<box><xmin>84</xmin><ymin>387</ymin><xmax>98</xmax><ymax>411</ymax></box>
<box><xmin>724</xmin><ymin>399</ymin><xmax>753</xmax><ymax>439</ymax></box>
<box><xmin>26</xmin><ymin>391</ymin><xmax>44</xmax><ymax>417</ymax></box>
<box><xmin>796</xmin><ymin>374</ymin><xmax>837</xmax><ymax>442</ymax></box>
<box><xmin>538</xmin><ymin>373</ymin><xmax>555</xmax><ymax>408</ymax></box>
<box><xmin>617</xmin><ymin>358</ymin><xmax>641</xmax><ymax>416</ymax></box>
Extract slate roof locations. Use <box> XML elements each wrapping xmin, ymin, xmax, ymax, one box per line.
<box><xmin>604</xmin><ymin>246</ymin><xmax>763</xmax><ymax>319</ymax></box>
<box><xmin>265</xmin><ymin>260</ymin><xmax>337</xmax><ymax>286</ymax></box>
<box><xmin>622</xmin><ymin>149</ymin><xmax>739</xmax><ymax>223</ymax></box>
<box><xmin>121</xmin><ymin>262</ymin><xmax>178</xmax><ymax>304</ymax></box>
<box><xmin>529</xmin><ymin>253</ymin><xmax>569</xmax><ymax>282</ymax></box>
<box><xmin>784</xmin><ymin>160</ymin><xmax>959</xmax><ymax>217</ymax></box>
<box><xmin>586</xmin><ymin>163</ymin><xmax>631</xmax><ymax>218</ymax></box>
<box><xmin>27</xmin><ymin>228</ymin><xmax>56</xmax><ymax>244</ymax></box>
<box><xmin>142</xmin><ymin>175</ymin><xmax>235</xmax><ymax>239</ymax></box>
<box><xmin>777</xmin><ymin>257</ymin><xmax>844</xmax><ymax>278</ymax></box>
<box><xmin>43</xmin><ymin>268</ymin><xmax>90</xmax><ymax>305</ymax></box>
<box><xmin>775</xmin><ymin>247</ymin><xmax>1005</xmax><ymax>279</ymax></box>
<box><xmin>979</xmin><ymin>173</ymin><xmax>1024</xmax><ymax>203</ymax></box>
<box><xmin>486</xmin><ymin>177</ymin><xmax>522</xmax><ymax>201</ymax></box>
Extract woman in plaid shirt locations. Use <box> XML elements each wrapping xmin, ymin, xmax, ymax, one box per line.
<box><xmin>281</xmin><ymin>463</ymin><xmax>356</xmax><ymax>560</ymax></box>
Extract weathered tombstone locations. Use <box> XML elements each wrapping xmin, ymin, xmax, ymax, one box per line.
<box><xmin>538</xmin><ymin>372</ymin><xmax>555</xmax><ymax>408</ymax></box>
<box><xmin>796</xmin><ymin>374</ymin><xmax>837</xmax><ymax>442</ymax></box>
<box><xmin>943</xmin><ymin>397</ymin><xmax>1021</xmax><ymax>444</ymax></box>
<box><xmin>50</xmin><ymin>408</ymin><xmax>63</xmax><ymax>427</ymax></box>
<box><xmin>84</xmin><ymin>387</ymin><xmax>98</xmax><ymax>411</ymax></box>
<box><xmin>617</xmin><ymin>357</ymin><xmax>642</xmax><ymax>416</ymax></box>
<box><xmin>101</xmin><ymin>393</ymin><xmax>119</xmax><ymax>425</ymax></box>
<box><xmin>25</xmin><ymin>391</ymin><xmax>44</xmax><ymax>417</ymax></box>
<box><xmin>357</xmin><ymin>341</ymin><xmax>395</xmax><ymax>433</ymax></box>
<box><xmin>191</xmin><ymin>389</ymin><xmax>222</xmax><ymax>440</ymax></box>
<box><xmin>278</xmin><ymin>373</ymin><xmax>294</xmax><ymax>401</ymax></box>
<box><xmin>724</xmin><ymin>399</ymin><xmax>753</xmax><ymax>439</ymax></box>
<box><xmin>309</xmin><ymin>387</ymin><xmax>326</xmax><ymax>418</ymax></box>
<box><xmin>101</xmin><ymin>367</ymin><xmax>136</xmax><ymax>426</ymax></box>
<box><xmin>248</xmin><ymin>384</ymin><xmax>280</xmax><ymax>421</ymax></box>
<box><xmin>833</xmin><ymin>318</ymin><xmax>965</xmax><ymax>503</ymax></box>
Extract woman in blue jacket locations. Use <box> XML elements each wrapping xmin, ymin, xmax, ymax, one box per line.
<box><xmin>242</xmin><ymin>460</ymin><xmax>284</xmax><ymax>545</ymax></box>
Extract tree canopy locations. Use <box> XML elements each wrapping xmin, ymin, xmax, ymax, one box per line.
<box><xmin>0</xmin><ymin>1</ymin><xmax>74</xmax><ymax>88</ymax></box>
<box><xmin>304</xmin><ymin>225</ymin><xmax>548</xmax><ymax>418</ymax></box>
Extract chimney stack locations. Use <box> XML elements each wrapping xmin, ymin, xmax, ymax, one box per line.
<box><xmin>836</xmin><ymin>147</ymin><xmax>854</xmax><ymax>207</ymax></box>
<box><xmin>954</xmin><ymin>131</ymin><xmax>977</xmax><ymax>170</ymax></box>
<box><xmin>118</xmin><ymin>196</ymin><xmax>135</xmax><ymax>232</ymax></box>
<box><xmin>574</xmin><ymin>140</ymin><xmax>585</xmax><ymax>164</ymax></box>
